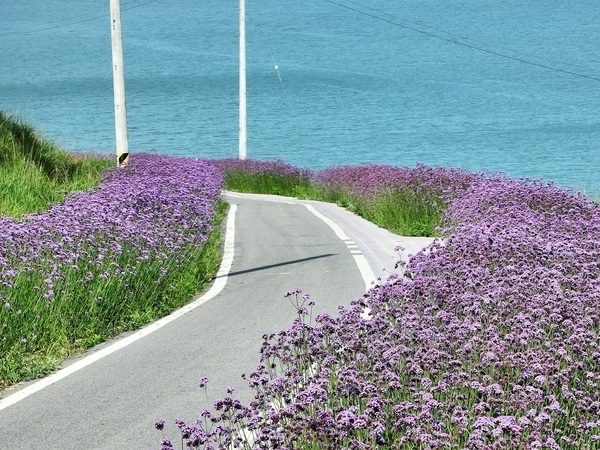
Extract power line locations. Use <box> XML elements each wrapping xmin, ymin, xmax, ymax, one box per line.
<box><xmin>0</xmin><ymin>0</ymin><xmax>164</xmax><ymax>37</ymax></box>
<box><xmin>325</xmin><ymin>0</ymin><xmax>600</xmax><ymax>82</ymax></box>
<box><xmin>121</xmin><ymin>0</ymin><xmax>164</xmax><ymax>12</ymax></box>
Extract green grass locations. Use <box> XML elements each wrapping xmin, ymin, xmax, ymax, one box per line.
<box><xmin>224</xmin><ymin>169</ymin><xmax>314</xmax><ymax>197</ymax></box>
<box><xmin>0</xmin><ymin>111</ymin><xmax>114</xmax><ymax>218</ymax></box>
<box><xmin>350</xmin><ymin>188</ymin><xmax>445</xmax><ymax>237</ymax></box>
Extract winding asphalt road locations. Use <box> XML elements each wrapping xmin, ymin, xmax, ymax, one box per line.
<box><xmin>0</xmin><ymin>192</ymin><xmax>433</xmax><ymax>449</ymax></box>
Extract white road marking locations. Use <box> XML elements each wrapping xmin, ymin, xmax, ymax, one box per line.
<box><xmin>303</xmin><ymin>204</ymin><xmax>375</xmax><ymax>291</ymax></box>
<box><xmin>303</xmin><ymin>204</ymin><xmax>350</xmax><ymax>240</ymax></box>
<box><xmin>226</xmin><ymin>192</ymin><xmax>295</xmax><ymax>204</ymax></box>
<box><xmin>0</xmin><ymin>205</ymin><xmax>238</xmax><ymax>411</ymax></box>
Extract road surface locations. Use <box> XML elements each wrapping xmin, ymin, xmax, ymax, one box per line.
<box><xmin>0</xmin><ymin>192</ymin><xmax>434</xmax><ymax>449</ymax></box>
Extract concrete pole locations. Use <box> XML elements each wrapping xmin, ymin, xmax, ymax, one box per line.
<box><xmin>239</xmin><ymin>0</ymin><xmax>247</xmax><ymax>160</ymax></box>
<box><xmin>110</xmin><ymin>0</ymin><xmax>129</xmax><ymax>166</ymax></box>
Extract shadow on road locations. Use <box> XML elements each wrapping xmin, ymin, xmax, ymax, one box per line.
<box><xmin>219</xmin><ymin>253</ymin><xmax>338</xmax><ymax>278</ymax></box>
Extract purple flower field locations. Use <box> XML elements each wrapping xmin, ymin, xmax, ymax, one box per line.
<box><xmin>158</xmin><ymin>164</ymin><xmax>600</xmax><ymax>449</ymax></box>
<box><xmin>2</xmin><ymin>152</ymin><xmax>599</xmax><ymax>448</ymax></box>
<box><xmin>0</xmin><ymin>154</ymin><xmax>223</xmax><ymax>385</ymax></box>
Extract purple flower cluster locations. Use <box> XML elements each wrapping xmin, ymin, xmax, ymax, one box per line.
<box><xmin>0</xmin><ymin>154</ymin><xmax>223</xmax><ymax>353</ymax></box>
<box><xmin>314</xmin><ymin>163</ymin><xmax>481</xmax><ymax>201</ymax></box>
<box><xmin>161</xmin><ymin>167</ymin><xmax>600</xmax><ymax>449</ymax></box>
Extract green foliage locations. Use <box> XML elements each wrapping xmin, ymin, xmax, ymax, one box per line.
<box><xmin>0</xmin><ymin>111</ymin><xmax>114</xmax><ymax>218</ymax></box>
<box><xmin>351</xmin><ymin>189</ymin><xmax>444</xmax><ymax>236</ymax></box>
<box><xmin>224</xmin><ymin>170</ymin><xmax>313</xmax><ymax>197</ymax></box>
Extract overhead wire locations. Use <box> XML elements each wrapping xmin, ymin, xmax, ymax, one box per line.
<box><xmin>0</xmin><ymin>0</ymin><xmax>164</xmax><ymax>37</ymax></box>
<box><xmin>325</xmin><ymin>0</ymin><xmax>600</xmax><ymax>83</ymax></box>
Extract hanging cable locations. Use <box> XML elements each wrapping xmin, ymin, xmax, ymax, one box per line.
<box><xmin>0</xmin><ymin>0</ymin><xmax>164</xmax><ymax>37</ymax></box>
<box><xmin>325</xmin><ymin>0</ymin><xmax>600</xmax><ymax>82</ymax></box>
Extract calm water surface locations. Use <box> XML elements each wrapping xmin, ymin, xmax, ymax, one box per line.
<box><xmin>1</xmin><ymin>0</ymin><xmax>599</xmax><ymax>193</ymax></box>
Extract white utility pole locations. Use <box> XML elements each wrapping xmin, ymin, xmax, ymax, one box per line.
<box><xmin>109</xmin><ymin>0</ymin><xmax>129</xmax><ymax>166</ymax></box>
<box><xmin>239</xmin><ymin>0</ymin><xmax>247</xmax><ymax>159</ymax></box>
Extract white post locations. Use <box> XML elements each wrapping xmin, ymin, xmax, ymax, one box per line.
<box><xmin>239</xmin><ymin>0</ymin><xmax>247</xmax><ymax>160</ymax></box>
<box><xmin>110</xmin><ymin>0</ymin><xmax>129</xmax><ymax>166</ymax></box>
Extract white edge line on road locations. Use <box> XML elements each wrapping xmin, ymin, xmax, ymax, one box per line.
<box><xmin>303</xmin><ymin>204</ymin><xmax>375</xmax><ymax>291</ymax></box>
<box><xmin>303</xmin><ymin>204</ymin><xmax>350</xmax><ymax>241</ymax></box>
<box><xmin>226</xmin><ymin>192</ymin><xmax>295</xmax><ymax>204</ymax></box>
<box><xmin>352</xmin><ymin>254</ymin><xmax>376</xmax><ymax>293</ymax></box>
<box><xmin>0</xmin><ymin>204</ymin><xmax>238</xmax><ymax>411</ymax></box>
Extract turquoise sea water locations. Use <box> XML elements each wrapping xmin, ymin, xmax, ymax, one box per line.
<box><xmin>1</xmin><ymin>0</ymin><xmax>599</xmax><ymax>193</ymax></box>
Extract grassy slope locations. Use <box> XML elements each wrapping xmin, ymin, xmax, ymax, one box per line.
<box><xmin>0</xmin><ymin>111</ymin><xmax>114</xmax><ymax>218</ymax></box>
